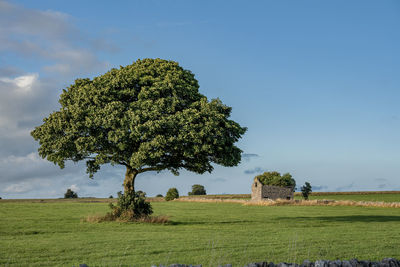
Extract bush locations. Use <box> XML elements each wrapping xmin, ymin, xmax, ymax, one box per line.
<box><xmin>109</xmin><ymin>195</ymin><xmax>113</xmax><ymax>198</ymax></box>
<box><xmin>188</xmin><ymin>184</ymin><xmax>206</xmax><ymax>195</ymax></box>
<box><xmin>301</xmin><ymin>182</ymin><xmax>312</xmax><ymax>200</ymax></box>
<box><xmin>255</xmin><ymin>171</ymin><xmax>296</xmax><ymax>188</ymax></box>
<box><xmin>108</xmin><ymin>191</ymin><xmax>153</xmax><ymax>221</ymax></box>
<box><xmin>64</xmin><ymin>188</ymin><xmax>78</xmax><ymax>198</ymax></box>
<box><xmin>136</xmin><ymin>190</ymin><xmax>146</xmax><ymax>198</ymax></box>
<box><xmin>156</xmin><ymin>194</ymin><xmax>163</xmax><ymax>197</ymax></box>
<box><xmin>165</xmin><ymin>188</ymin><xmax>179</xmax><ymax>201</ymax></box>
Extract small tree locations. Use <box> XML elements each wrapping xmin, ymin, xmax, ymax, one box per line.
<box><xmin>188</xmin><ymin>184</ymin><xmax>206</xmax><ymax>195</ymax></box>
<box><xmin>108</xmin><ymin>191</ymin><xmax>153</xmax><ymax>220</ymax></box>
<box><xmin>136</xmin><ymin>190</ymin><xmax>146</xmax><ymax>198</ymax></box>
<box><xmin>156</xmin><ymin>194</ymin><xmax>163</xmax><ymax>197</ymax></box>
<box><xmin>64</xmin><ymin>188</ymin><xmax>78</xmax><ymax>198</ymax></box>
<box><xmin>109</xmin><ymin>195</ymin><xmax>113</xmax><ymax>198</ymax></box>
<box><xmin>165</xmin><ymin>188</ymin><xmax>179</xmax><ymax>201</ymax></box>
<box><xmin>301</xmin><ymin>182</ymin><xmax>312</xmax><ymax>200</ymax></box>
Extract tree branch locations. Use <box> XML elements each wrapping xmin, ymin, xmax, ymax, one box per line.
<box><xmin>118</xmin><ymin>161</ymin><xmax>129</xmax><ymax>167</ymax></box>
<box><xmin>138</xmin><ymin>166</ymin><xmax>165</xmax><ymax>173</ymax></box>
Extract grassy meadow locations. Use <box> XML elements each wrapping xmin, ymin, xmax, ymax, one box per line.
<box><xmin>1</xmin><ymin>193</ymin><xmax>400</xmax><ymax>266</ymax></box>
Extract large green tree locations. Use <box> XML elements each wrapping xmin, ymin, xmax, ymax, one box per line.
<box><xmin>31</xmin><ymin>58</ymin><xmax>246</xmax><ymax>203</ymax></box>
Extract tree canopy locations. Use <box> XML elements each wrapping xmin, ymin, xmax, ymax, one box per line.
<box><xmin>165</xmin><ymin>188</ymin><xmax>179</xmax><ymax>201</ymax></box>
<box><xmin>255</xmin><ymin>171</ymin><xmax>296</xmax><ymax>188</ymax></box>
<box><xmin>301</xmin><ymin>182</ymin><xmax>312</xmax><ymax>200</ymax></box>
<box><xmin>188</xmin><ymin>184</ymin><xmax>206</xmax><ymax>195</ymax></box>
<box><xmin>31</xmin><ymin>59</ymin><xmax>246</xmax><ymax>200</ymax></box>
<box><xmin>64</xmin><ymin>188</ymin><xmax>78</xmax><ymax>198</ymax></box>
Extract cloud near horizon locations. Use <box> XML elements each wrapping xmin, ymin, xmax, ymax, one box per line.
<box><xmin>311</xmin><ymin>185</ymin><xmax>329</xmax><ymax>191</ymax></box>
<box><xmin>335</xmin><ymin>182</ymin><xmax>355</xmax><ymax>192</ymax></box>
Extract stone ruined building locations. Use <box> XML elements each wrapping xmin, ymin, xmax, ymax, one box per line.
<box><xmin>251</xmin><ymin>178</ymin><xmax>294</xmax><ymax>201</ymax></box>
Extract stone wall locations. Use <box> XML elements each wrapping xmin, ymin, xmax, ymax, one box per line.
<box><xmin>251</xmin><ymin>178</ymin><xmax>263</xmax><ymax>200</ymax></box>
<box><xmin>251</xmin><ymin>179</ymin><xmax>294</xmax><ymax>200</ymax></box>
<box><xmin>261</xmin><ymin>185</ymin><xmax>293</xmax><ymax>200</ymax></box>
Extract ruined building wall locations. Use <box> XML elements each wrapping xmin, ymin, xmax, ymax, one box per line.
<box><xmin>251</xmin><ymin>179</ymin><xmax>263</xmax><ymax>201</ymax></box>
<box><xmin>261</xmin><ymin>185</ymin><xmax>293</xmax><ymax>200</ymax></box>
<box><xmin>251</xmin><ymin>179</ymin><xmax>294</xmax><ymax>200</ymax></box>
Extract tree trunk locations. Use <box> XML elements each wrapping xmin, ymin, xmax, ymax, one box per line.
<box><xmin>123</xmin><ymin>166</ymin><xmax>138</xmax><ymax>196</ymax></box>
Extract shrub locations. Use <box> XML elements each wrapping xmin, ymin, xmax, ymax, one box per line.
<box><xmin>108</xmin><ymin>191</ymin><xmax>153</xmax><ymax>221</ymax></box>
<box><xmin>109</xmin><ymin>195</ymin><xmax>113</xmax><ymax>198</ymax></box>
<box><xmin>301</xmin><ymin>182</ymin><xmax>312</xmax><ymax>200</ymax></box>
<box><xmin>64</xmin><ymin>188</ymin><xmax>78</xmax><ymax>198</ymax></box>
<box><xmin>188</xmin><ymin>184</ymin><xmax>206</xmax><ymax>195</ymax></box>
<box><xmin>136</xmin><ymin>190</ymin><xmax>146</xmax><ymax>198</ymax></box>
<box><xmin>156</xmin><ymin>194</ymin><xmax>163</xmax><ymax>197</ymax></box>
<box><xmin>255</xmin><ymin>171</ymin><xmax>296</xmax><ymax>188</ymax></box>
<box><xmin>165</xmin><ymin>188</ymin><xmax>179</xmax><ymax>201</ymax></box>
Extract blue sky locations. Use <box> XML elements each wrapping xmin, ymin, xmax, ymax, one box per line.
<box><xmin>0</xmin><ymin>0</ymin><xmax>399</xmax><ymax>198</ymax></box>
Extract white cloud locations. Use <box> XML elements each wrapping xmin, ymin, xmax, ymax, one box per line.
<box><xmin>0</xmin><ymin>152</ymin><xmax>43</xmax><ymax>165</ymax></box>
<box><xmin>4</xmin><ymin>181</ymin><xmax>34</xmax><ymax>193</ymax></box>
<box><xmin>0</xmin><ymin>72</ymin><xmax>52</xmax><ymax>142</ymax></box>
<box><xmin>0</xmin><ymin>73</ymin><xmax>38</xmax><ymax>93</ymax></box>
<box><xmin>0</xmin><ymin>152</ymin><xmax>61</xmax><ymax>184</ymax></box>
<box><xmin>13</xmin><ymin>74</ymin><xmax>37</xmax><ymax>90</ymax></box>
<box><xmin>70</xmin><ymin>184</ymin><xmax>80</xmax><ymax>192</ymax></box>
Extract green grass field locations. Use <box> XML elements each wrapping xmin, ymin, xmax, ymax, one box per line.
<box><xmin>1</xmin><ymin>195</ymin><xmax>400</xmax><ymax>267</ymax></box>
